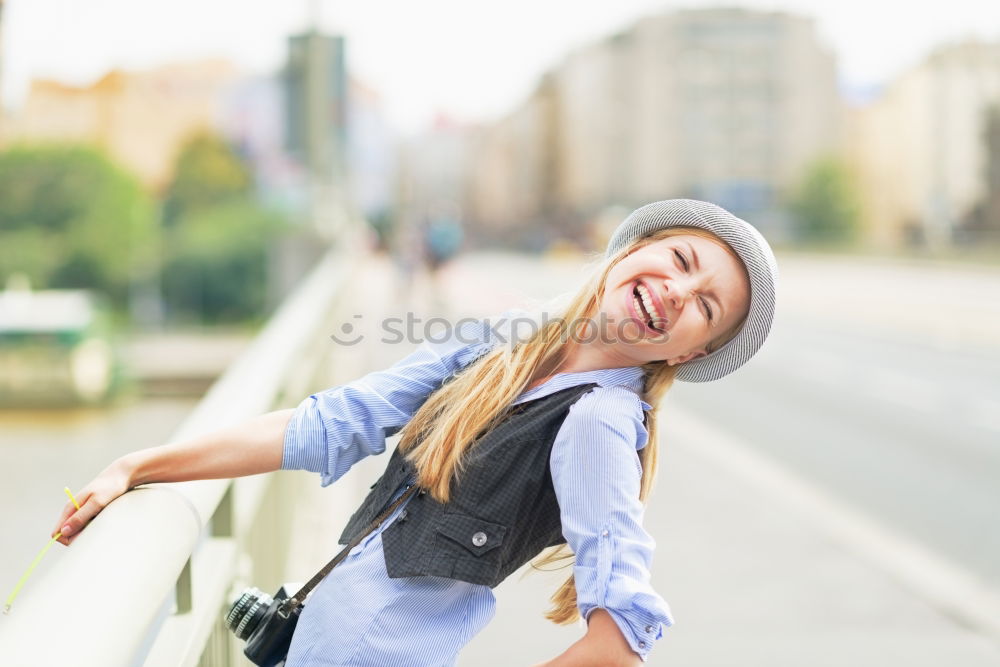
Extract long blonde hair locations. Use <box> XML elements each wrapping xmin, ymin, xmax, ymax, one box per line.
<box><xmin>396</xmin><ymin>225</ymin><xmax>747</xmax><ymax>624</ymax></box>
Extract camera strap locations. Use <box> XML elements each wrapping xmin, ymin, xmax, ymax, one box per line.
<box><xmin>279</xmin><ymin>483</ymin><xmax>420</xmax><ymax>616</ymax></box>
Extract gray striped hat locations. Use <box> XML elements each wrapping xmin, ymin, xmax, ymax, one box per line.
<box><xmin>605</xmin><ymin>199</ymin><xmax>779</xmax><ymax>383</ymax></box>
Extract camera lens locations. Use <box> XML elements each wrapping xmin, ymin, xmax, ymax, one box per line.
<box><xmin>225</xmin><ymin>587</ymin><xmax>275</xmax><ymax>640</ymax></box>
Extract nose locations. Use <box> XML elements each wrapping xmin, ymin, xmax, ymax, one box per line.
<box><xmin>661</xmin><ymin>277</ymin><xmax>694</xmax><ymax>313</ymax></box>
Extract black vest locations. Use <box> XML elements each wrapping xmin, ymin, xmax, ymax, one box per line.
<box><xmin>338</xmin><ymin>382</ymin><xmax>600</xmax><ymax>588</ymax></box>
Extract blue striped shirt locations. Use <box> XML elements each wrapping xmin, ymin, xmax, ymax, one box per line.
<box><xmin>281</xmin><ymin>311</ymin><xmax>674</xmax><ymax>665</ymax></box>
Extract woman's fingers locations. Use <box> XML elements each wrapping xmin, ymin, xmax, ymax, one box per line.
<box><xmin>52</xmin><ymin>491</ymin><xmax>90</xmax><ymax>545</ymax></box>
<box><xmin>56</xmin><ymin>495</ymin><xmax>104</xmax><ymax>546</ymax></box>
<box><xmin>52</xmin><ymin>500</ymin><xmax>76</xmax><ymax>536</ymax></box>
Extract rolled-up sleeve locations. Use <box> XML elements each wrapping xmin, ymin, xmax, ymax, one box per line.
<box><xmin>283</xmin><ymin>310</ymin><xmax>528</xmax><ymax>487</ymax></box>
<box><xmin>549</xmin><ymin>385</ymin><xmax>674</xmax><ymax>661</ymax></box>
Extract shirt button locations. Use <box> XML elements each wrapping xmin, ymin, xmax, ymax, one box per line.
<box><xmin>645</xmin><ymin>624</ymin><xmax>654</xmax><ymax>633</ymax></box>
<box><xmin>638</xmin><ymin>641</ymin><xmax>646</xmax><ymax>649</ymax></box>
<box><xmin>472</xmin><ymin>531</ymin><xmax>488</xmax><ymax>547</ymax></box>
<box><xmin>398</xmin><ymin>509</ymin><xmax>408</xmax><ymax>522</ymax></box>
<box><xmin>601</xmin><ymin>530</ymin><xmax>609</xmax><ymax>537</ymax></box>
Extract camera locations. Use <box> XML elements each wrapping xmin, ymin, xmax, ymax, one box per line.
<box><xmin>225</xmin><ymin>583</ymin><xmax>304</xmax><ymax>667</ymax></box>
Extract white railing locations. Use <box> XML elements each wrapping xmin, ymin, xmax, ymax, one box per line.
<box><xmin>0</xmin><ymin>247</ymin><xmax>360</xmax><ymax>667</ymax></box>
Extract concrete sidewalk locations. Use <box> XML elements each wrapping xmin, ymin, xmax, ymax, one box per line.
<box><xmin>282</xmin><ymin>255</ymin><xmax>1000</xmax><ymax>666</ymax></box>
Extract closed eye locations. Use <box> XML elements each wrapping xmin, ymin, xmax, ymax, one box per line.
<box><xmin>676</xmin><ymin>248</ymin><xmax>713</xmax><ymax>322</ymax></box>
<box><xmin>673</xmin><ymin>249</ymin><xmax>689</xmax><ymax>272</ymax></box>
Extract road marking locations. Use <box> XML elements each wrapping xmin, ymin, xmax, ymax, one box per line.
<box><xmin>666</xmin><ymin>409</ymin><xmax>1000</xmax><ymax>644</ymax></box>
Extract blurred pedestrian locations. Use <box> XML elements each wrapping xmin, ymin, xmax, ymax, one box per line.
<box><xmin>423</xmin><ymin>215</ymin><xmax>463</xmax><ymax>273</ymax></box>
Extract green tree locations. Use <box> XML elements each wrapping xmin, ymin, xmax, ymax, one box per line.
<box><xmin>788</xmin><ymin>157</ymin><xmax>861</xmax><ymax>245</ymax></box>
<box><xmin>159</xmin><ymin>132</ymin><xmax>286</xmax><ymax>324</ymax></box>
<box><xmin>162</xmin><ymin>132</ymin><xmax>252</xmax><ymax>226</ymax></box>
<box><xmin>161</xmin><ymin>200</ymin><xmax>282</xmax><ymax>324</ymax></box>
<box><xmin>0</xmin><ymin>145</ymin><xmax>156</xmax><ymax>302</ymax></box>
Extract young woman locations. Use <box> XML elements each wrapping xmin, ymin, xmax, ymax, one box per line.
<box><xmin>52</xmin><ymin>199</ymin><xmax>778</xmax><ymax>666</ymax></box>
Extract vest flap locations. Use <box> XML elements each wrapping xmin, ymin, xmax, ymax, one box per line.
<box><xmin>436</xmin><ymin>512</ymin><xmax>507</xmax><ymax>556</ymax></box>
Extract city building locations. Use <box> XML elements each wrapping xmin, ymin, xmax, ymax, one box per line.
<box><xmin>4</xmin><ymin>60</ymin><xmax>241</xmax><ymax>189</ymax></box>
<box><xmin>468</xmin><ymin>7</ymin><xmax>840</xmax><ymax>244</ymax></box>
<box><xmin>847</xmin><ymin>39</ymin><xmax>1000</xmax><ymax>249</ymax></box>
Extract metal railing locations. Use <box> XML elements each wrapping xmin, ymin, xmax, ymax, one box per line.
<box><xmin>0</xmin><ymin>247</ymin><xmax>359</xmax><ymax>666</ymax></box>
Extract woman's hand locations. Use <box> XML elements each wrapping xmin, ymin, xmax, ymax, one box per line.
<box><xmin>48</xmin><ymin>409</ymin><xmax>293</xmax><ymax>546</ymax></box>
<box><xmin>531</xmin><ymin>609</ymin><xmax>642</xmax><ymax>667</ymax></box>
<box><xmin>51</xmin><ymin>456</ymin><xmax>134</xmax><ymax>546</ymax></box>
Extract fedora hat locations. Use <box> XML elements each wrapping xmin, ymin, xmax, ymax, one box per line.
<box><xmin>606</xmin><ymin>199</ymin><xmax>779</xmax><ymax>382</ymax></box>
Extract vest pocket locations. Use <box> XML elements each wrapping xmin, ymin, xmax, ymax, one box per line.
<box><xmin>435</xmin><ymin>512</ymin><xmax>508</xmax><ymax>557</ymax></box>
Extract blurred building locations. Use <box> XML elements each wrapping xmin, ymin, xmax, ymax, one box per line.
<box><xmin>847</xmin><ymin>39</ymin><xmax>1000</xmax><ymax>249</ymax></box>
<box><xmin>347</xmin><ymin>78</ymin><xmax>397</xmax><ymax>220</ymax></box>
<box><xmin>218</xmin><ymin>33</ymin><xmax>396</xmax><ymax>297</ymax></box>
<box><xmin>282</xmin><ymin>30</ymin><xmax>357</xmax><ymax>243</ymax></box>
<box><xmin>467</xmin><ymin>76</ymin><xmax>558</xmax><ymax>246</ymax></box>
<box><xmin>284</xmin><ymin>32</ymin><xmax>347</xmax><ymax>184</ymax></box>
<box><xmin>4</xmin><ymin>60</ymin><xmax>241</xmax><ymax>189</ymax></box>
<box><xmin>220</xmin><ymin>74</ymin><xmax>301</xmax><ymax>208</ymax></box>
<box><xmin>467</xmin><ymin>7</ymin><xmax>839</xmax><ymax>245</ymax></box>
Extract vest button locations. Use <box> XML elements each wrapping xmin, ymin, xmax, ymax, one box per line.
<box><xmin>472</xmin><ymin>531</ymin><xmax>488</xmax><ymax>547</ymax></box>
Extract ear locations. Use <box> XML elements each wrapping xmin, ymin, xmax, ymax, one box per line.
<box><xmin>667</xmin><ymin>349</ymin><xmax>708</xmax><ymax>366</ymax></box>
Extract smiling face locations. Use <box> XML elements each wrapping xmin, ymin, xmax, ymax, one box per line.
<box><xmin>598</xmin><ymin>232</ymin><xmax>752</xmax><ymax>367</ymax></box>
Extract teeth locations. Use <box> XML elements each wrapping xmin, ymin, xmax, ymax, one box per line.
<box><xmin>632</xmin><ymin>285</ymin><xmax>658</xmax><ymax>331</ymax></box>
<box><xmin>636</xmin><ymin>284</ymin><xmax>659</xmax><ymax>325</ymax></box>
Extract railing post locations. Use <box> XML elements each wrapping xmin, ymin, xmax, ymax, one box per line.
<box><xmin>211</xmin><ymin>484</ymin><xmax>234</xmax><ymax>538</ymax></box>
<box><xmin>176</xmin><ymin>557</ymin><xmax>193</xmax><ymax>614</ymax></box>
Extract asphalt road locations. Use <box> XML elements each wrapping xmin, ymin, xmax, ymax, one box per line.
<box><xmin>669</xmin><ymin>308</ymin><xmax>1000</xmax><ymax>588</ymax></box>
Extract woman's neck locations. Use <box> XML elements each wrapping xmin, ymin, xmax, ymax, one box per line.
<box><xmin>541</xmin><ymin>340</ymin><xmax>640</xmax><ymax>377</ymax></box>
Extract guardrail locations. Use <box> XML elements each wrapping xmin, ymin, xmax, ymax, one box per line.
<box><xmin>0</xmin><ymin>247</ymin><xmax>360</xmax><ymax>666</ymax></box>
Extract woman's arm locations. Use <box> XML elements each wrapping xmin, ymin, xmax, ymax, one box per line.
<box><xmin>52</xmin><ymin>409</ymin><xmax>293</xmax><ymax>546</ymax></box>
<box><xmin>533</xmin><ymin>609</ymin><xmax>639</xmax><ymax>667</ymax></box>
<box><xmin>544</xmin><ymin>386</ymin><xmax>674</xmax><ymax>663</ymax></box>
<box><xmin>50</xmin><ymin>311</ymin><xmax>519</xmax><ymax>546</ymax></box>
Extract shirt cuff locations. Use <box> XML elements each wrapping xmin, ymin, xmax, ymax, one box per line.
<box><xmin>583</xmin><ymin>604</ymin><xmax>671</xmax><ymax>661</ymax></box>
<box><xmin>281</xmin><ymin>395</ymin><xmax>328</xmax><ymax>474</ymax></box>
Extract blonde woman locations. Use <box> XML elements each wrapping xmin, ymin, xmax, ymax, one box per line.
<box><xmin>53</xmin><ymin>200</ymin><xmax>779</xmax><ymax>666</ymax></box>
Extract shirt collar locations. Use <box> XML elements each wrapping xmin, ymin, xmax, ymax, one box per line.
<box><xmin>513</xmin><ymin>365</ymin><xmax>652</xmax><ymax>411</ymax></box>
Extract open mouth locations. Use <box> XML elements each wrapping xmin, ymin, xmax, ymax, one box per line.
<box><xmin>632</xmin><ymin>281</ymin><xmax>666</xmax><ymax>333</ymax></box>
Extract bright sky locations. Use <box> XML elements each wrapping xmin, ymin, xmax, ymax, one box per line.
<box><xmin>3</xmin><ymin>0</ymin><xmax>1000</xmax><ymax>134</ymax></box>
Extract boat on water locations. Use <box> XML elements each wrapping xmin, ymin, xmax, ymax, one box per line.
<box><xmin>0</xmin><ymin>280</ymin><xmax>120</xmax><ymax>406</ymax></box>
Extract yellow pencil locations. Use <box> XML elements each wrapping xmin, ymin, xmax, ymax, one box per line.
<box><xmin>3</xmin><ymin>487</ymin><xmax>84</xmax><ymax>614</ymax></box>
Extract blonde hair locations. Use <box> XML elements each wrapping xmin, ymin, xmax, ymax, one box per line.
<box><xmin>396</xmin><ymin>225</ymin><xmax>748</xmax><ymax>624</ymax></box>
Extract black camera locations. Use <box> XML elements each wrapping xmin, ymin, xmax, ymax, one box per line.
<box><xmin>225</xmin><ymin>583</ymin><xmax>304</xmax><ymax>667</ymax></box>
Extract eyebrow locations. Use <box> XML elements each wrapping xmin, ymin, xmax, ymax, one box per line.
<box><xmin>686</xmin><ymin>241</ymin><xmax>725</xmax><ymax>325</ymax></box>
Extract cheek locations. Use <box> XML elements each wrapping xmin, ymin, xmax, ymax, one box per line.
<box><xmin>671</xmin><ymin>312</ymin><xmax>703</xmax><ymax>343</ymax></box>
